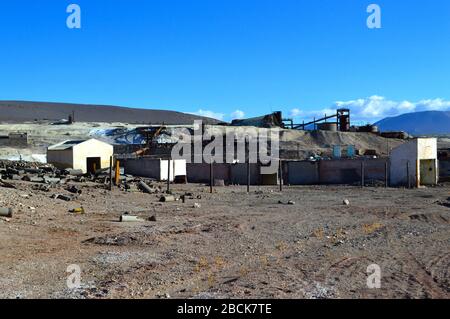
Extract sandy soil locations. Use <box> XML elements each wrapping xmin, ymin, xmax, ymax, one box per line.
<box><xmin>0</xmin><ymin>180</ymin><xmax>449</xmax><ymax>299</ymax></box>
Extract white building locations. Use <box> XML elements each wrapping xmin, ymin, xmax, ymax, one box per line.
<box><xmin>47</xmin><ymin>139</ymin><xmax>114</xmax><ymax>173</ymax></box>
<box><xmin>390</xmin><ymin>138</ymin><xmax>438</xmax><ymax>187</ymax></box>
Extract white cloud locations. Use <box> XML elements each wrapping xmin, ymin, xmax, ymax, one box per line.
<box><xmin>289</xmin><ymin>108</ymin><xmax>303</xmax><ymax>117</ymax></box>
<box><xmin>191</xmin><ymin>109</ymin><xmax>225</xmax><ymax>121</ymax></box>
<box><xmin>192</xmin><ymin>109</ymin><xmax>247</xmax><ymax>121</ymax></box>
<box><xmin>289</xmin><ymin>107</ymin><xmax>336</xmax><ymax>119</ymax></box>
<box><xmin>231</xmin><ymin>110</ymin><xmax>245</xmax><ymax>120</ymax></box>
<box><xmin>415</xmin><ymin>98</ymin><xmax>450</xmax><ymax>111</ymax></box>
<box><xmin>333</xmin><ymin>96</ymin><xmax>450</xmax><ymax>121</ymax></box>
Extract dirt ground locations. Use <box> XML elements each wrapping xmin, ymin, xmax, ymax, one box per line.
<box><xmin>0</xmin><ymin>180</ymin><xmax>449</xmax><ymax>299</ymax></box>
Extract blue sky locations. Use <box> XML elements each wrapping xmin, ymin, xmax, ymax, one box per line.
<box><xmin>0</xmin><ymin>0</ymin><xmax>449</xmax><ymax>122</ymax></box>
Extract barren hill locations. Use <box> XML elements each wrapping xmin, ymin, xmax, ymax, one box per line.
<box><xmin>0</xmin><ymin>101</ymin><xmax>221</xmax><ymax>125</ymax></box>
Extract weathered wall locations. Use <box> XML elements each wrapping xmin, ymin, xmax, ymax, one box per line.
<box><xmin>417</xmin><ymin>138</ymin><xmax>438</xmax><ymax>160</ymax></box>
<box><xmin>186</xmin><ymin>163</ymin><xmax>277</xmax><ymax>185</ymax></box>
<box><xmin>417</xmin><ymin>138</ymin><xmax>438</xmax><ymax>185</ymax></box>
<box><xmin>160</xmin><ymin>160</ymin><xmax>187</xmax><ymax>181</ymax></box>
<box><xmin>186</xmin><ymin>163</ymin><xmax>231</xmax><ymax>184</ymax></box>
<box><xmin>122</xmin><ymin>158</ymin><xmax>161</xmax><ymax>179</ymax></box>
<box><xmin>439</xmin><ymin>160</ymin><xmax>450</xmax><ymax>181</ymax></box>
<box><xmin>285</xmin><ymin>161</ymin><xmax>320</xmax><ymax>185</ymax></box>
<box><xmin>8</xmin><ymin>133</ymin><xmax>28</xmax><ymax>147</ymax></box>
<box><xmin>390</xmin><ymin>139</ymin><xmax>418</xmax><ymax>186</ymax></box>
<box><xmin>47</xmin><ymin>149</ymin><xmax>73</xmax><ymax>169</ymax></box>
<box><xmin>285</xmin><ymin>159</ymin><xmax>388</xmax><ymax>185</ymax></box>
<box><xmin>72</xmin><ymin>139</ymin><xmax>114</xmax><ymax>173</ymax></box>
<box><xmin>390</xmin><ymin>138</ymin><xmax>438</xmax><ymax>186</ymax></box>
<box><xmin>319</xmin><ymin>159</ymin><xmax>387</xmax><ymax>184</ymax></box>
<box><xmin>122</xmin><ymin>158</ymin><xmax>186</xmax><ymax>181</ymax></box>
<box><xmin>230</xmin><ymin>163</ymin><xmax>263</xmax><ymax>185</ymax></box>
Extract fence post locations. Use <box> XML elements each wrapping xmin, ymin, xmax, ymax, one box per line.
<box><xmin>115</xmin><ymin>160</ymin><xmax>120</xmax><ymax>186</ymax></box>
<box><xmin>167</xmin><ymin>158</ymin><xmax>171</xmax><ymax>193</ymax></box>
<box><xmin>361</xmin><ymin>161</ymin><xmax>365</xmax><ymax>188</ymax></box>
<box><xmin>109</xmin><ymin>156</ymin><xmax>113</xmax><ymax>191</ymax></box>
<box><xmin>385</xmin><ymin>161</ymin><xmax>389</xmax><ymax>188</ymax></box>
<box><xmin>279</xmin><ymin>160</ymin><xmax>283</xmax><ymax>192</ymax></box>
<box><xmin>210</xmin><ymin>162</ymin><xmax>214</xmax><ymax>194</ymax></box>
<box><xmin>407</xmin><ymin>161</ymin><xmax>411</xmax><ymax>189</ymax></box>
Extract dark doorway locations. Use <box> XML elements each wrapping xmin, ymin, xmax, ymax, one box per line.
<box><xmin>86</xmin><ymin>157</ymin><xmax>101</xmax><ymax>174</ymax></box>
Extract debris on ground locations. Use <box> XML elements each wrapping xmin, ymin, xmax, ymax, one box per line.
<box><xmin>120</xmin><ymin>215</ymin><xmax>143</xmax><ymax>222</ymax></box>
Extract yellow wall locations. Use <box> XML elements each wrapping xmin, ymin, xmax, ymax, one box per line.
<box><xmin>72</xmin><ymin>139</ymin><xmax>114</xmax><ymax>173</ymax></box>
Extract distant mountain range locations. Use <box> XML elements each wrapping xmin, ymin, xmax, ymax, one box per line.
<box><xmin>0</xmin><ymin>101</ymin><xmax>221</xmax><ymax>125</ymax></box>
<box><xmin>375</xmin><ymin>111</ymin><xmax>450</xmax><ymax>136</ymax></box>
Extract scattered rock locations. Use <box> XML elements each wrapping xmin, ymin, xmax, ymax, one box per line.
<box><xmin>52</xmin><ymin>194</ymin><xmax>73</xmax><ymax>201</ymax></box>
<box><xmin>343</xmin><ymin>199</ymin><xmax>350</xmax><ymax>206</ymax></box>
<box><xmin>66</xmin><ymin>185</ymin><xmax>82</xmax><ymax>194</ymax></box>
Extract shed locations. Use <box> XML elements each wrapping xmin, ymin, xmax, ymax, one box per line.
<box><xmin>389</xmin><ymin>138</ymin><xmax>438</xmax><ymax>187</ymax></box>
<box><xmin>8</xmin><ymin>132</ymin><xmax>28</xmax><ymax>147</ymax></box>
<box><xmin>47</xmin><ymin>139</ymin><xmax>113</xmax><ymax>173</ymax></box>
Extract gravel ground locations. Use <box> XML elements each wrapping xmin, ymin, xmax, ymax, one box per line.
<box><xmin>0</xmin><ymin>181</ymin><xmax>449</xmax><ymax>299</ymax></box>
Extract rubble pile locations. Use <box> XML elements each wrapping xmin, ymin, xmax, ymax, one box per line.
<box><xmin>0</xmin><ymin>160</ymin><xmax>165</xmax><ymax>196</ymax></box>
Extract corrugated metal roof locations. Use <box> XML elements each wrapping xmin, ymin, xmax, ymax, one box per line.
<box><xmin>48</xmin><ymin>140</ymin><xmax>87</xmax><ymax>151</ymax></box>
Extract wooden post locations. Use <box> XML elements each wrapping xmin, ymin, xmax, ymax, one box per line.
<box><xmin>361</xmin><ymin>161</ymin><xmax>365</xmax><ymax>188</ymax></box>
<box><xmin>210</xmin><ymin>162</ymin><xmax>214</xmax><ymax>194</ymax></box>
<box><xmin>385</xmin><ymin>161</ymin><xmax>389</xmax><ymax>188</ymax></box>
<box><xmin>109</xmin><ymin>156</ymin><xmax>113</xmax><ymax>191</ymax></box>
<box><xmin>407</xmin><ymin>161</ymin><xmax>411</xmax><ymax>189</ymax></box>
<box><xmin>115</xmin><ymin>160</ymin><xmax>120</xmax><ymax>186</ymax></box>
<box><xmin>167</xmin><ymin>158</ymin><xmax>171</xmax><ymax>193</ymax></box>
<box><xmin>279</xmin><ymin>159</ymin><xmax>283</xmax><ymax>192</ymax></box>
<box><xmin>247</xmin><ymin>163</ymin><xmax>251</xmax><ymax>192</ymax></box>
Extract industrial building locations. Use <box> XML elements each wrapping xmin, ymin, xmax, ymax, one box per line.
<box><xmin>389</xmin><ymin>138</ymin><xmax>438</xmax><ymax>187</ymax></box>
<box><xmin>47</xmin><ymin>139</ymin><xmax>113</xmax><ymax>173</ymax></box>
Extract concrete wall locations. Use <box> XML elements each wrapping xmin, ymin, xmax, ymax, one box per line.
<box><xmin>285</xmin><ymin>159</ymin><xmax>387</xmax><ymax>185</ymax></box>
<box><xmin>439</xmin><ymin>160</ymin><xmax>450</xmax><ymax>182</ymax></box>
<box><xmin>390</xmin><ymin>138</ymin><xmax>438</xmax><ymax>186</ymax></box>
<box><xmin>320</xmin><ymin>159</ymin><xmax>387</xmax><ymax>184</ymax></box>
<box><xmin>230</xmin><ymin>163</ymin><xmax>263</xmax><ymax>185</ymax></box>
<box><xmin>417</xmin><ymin>138</ymin><xmax>438</xmax><ymax>186</ymax></box>
<box><xmin>72</xmin><ymin>139</ymin><xmax>114</xmax><ymax>173</ymax></box>
<box><xmin>8</xmin><ymin>133</ymin><xmax>28</xmax><ymax>147</ymax></box>
<box><xmin>47</xmin><ymin>149</ymin><xmax>73</xmax><ymax>170</ymax></box>
<box><xmin>186</xmin><ymin>163</ymin><xmax>231</xmax><ymax>184</ymax></box>
<box><xmin>390</xmin><ymin>139</ymin><xmax>418</xmax><ymax>186</ymax></box>
<box><xmin>160</xmin><ymin>159</ymin><xmax>187</xmax><ymax>181</ymax></box>
<box><xmin>122</xmin><ymin>158</ymin><xmax>186</xmax><ymax>181</ymax></box>
<box><xmin>285</xmin><ymin>161</ymin><xmax>319</xmax><ymax>185</ymax></box>
<box><xmin>186</xmin><ymin>162</ymin><xmax>277</xmax><ymax>185</ymax></box>
<box><xmin>417</xmin><ymin>138</ymin><xmax>437</xmax><ymax>160</ymax></box>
